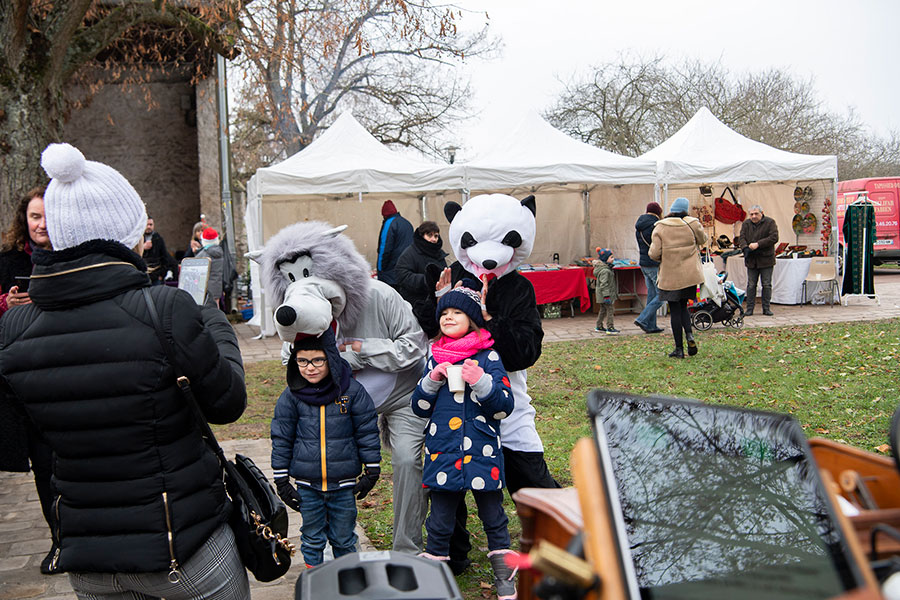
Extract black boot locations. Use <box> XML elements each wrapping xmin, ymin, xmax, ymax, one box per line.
<box><xmin>668</xmin><ymin>347</ymin><xmax>684</xmax><ymax>359</ymax></box>
<box><xmin>686</xmin><ymin>333</ymin><xmax>698</xmax><ymax>356</ymax></box>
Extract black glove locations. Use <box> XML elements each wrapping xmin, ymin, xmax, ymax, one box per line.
<box><xmin>353</xmin><ymin>466</ymin><xmax>380</xmax><ymax>500</ymax></box>
<box><xmin>274</xmin><ymin>477</ymin><xmax>301</xmax><ymax>512</ymax></box>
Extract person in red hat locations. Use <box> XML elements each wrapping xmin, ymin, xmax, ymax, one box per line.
<box><xmin>196</xmin><ymin>227</ymin><xmax>224</xmax><ymax>306</ymax></box>
<box><xmin>376</xmin><ymin>200</ymin><xmax>413</xmax><ymax>288</ymax></box>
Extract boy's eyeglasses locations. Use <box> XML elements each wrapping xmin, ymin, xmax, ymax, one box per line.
<box><xmin>296</xmin><ymin>357</ymin><xmax>327</xmax><ymax>368</ymax></box>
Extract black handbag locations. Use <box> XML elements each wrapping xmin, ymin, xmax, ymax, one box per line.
<box><xmin>142</xmin><ymin>288</ymin><xmax>295</xmax><ymax>582</ymax></box>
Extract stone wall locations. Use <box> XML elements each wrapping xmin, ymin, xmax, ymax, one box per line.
<box><xmin>63</xmin><ymin>74</ymin><xmax>218</xmax><ymax>260</ymax></box>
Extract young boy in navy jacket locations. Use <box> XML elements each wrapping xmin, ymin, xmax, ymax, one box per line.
<box><xmin>271</xmin><ymin>329</ymin><xmax>381</xmax><ymax>567</ymax></box>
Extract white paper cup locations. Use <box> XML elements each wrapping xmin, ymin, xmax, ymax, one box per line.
<box><xmin>446</xmin><ymin>365</ymin><xmax>465</xmax><ymax>392</ymax></box>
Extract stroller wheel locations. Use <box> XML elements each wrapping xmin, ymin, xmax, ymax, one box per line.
<box><xmin>692</xmin><ymin>310</ymin><xmax>713</xmax><ymax>331</ymax></box>
<box><xmin>729</xmin><ymin>315</ymin><xmax>744</xmax><ymax>329</ymax></box>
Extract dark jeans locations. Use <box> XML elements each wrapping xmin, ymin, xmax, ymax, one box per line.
<box><xmin>449</xmin><ymin>449</ymin><xmax>559</xmax><ymax>564</ymax></box>
<box><xmin>635</xmin><ymin>266</ymin><xmax>663</xmax><ymax>330</ymax></box>
<box><xmin>746</xmin><ymin>266</ymin><xmax>774</xmax><ymax>310</ymax></box>
<box><xmin>427</xmin><ymin>490</ymin><xmax>510</xmax><ymax>556</ymax></box>
<box><xmin>297</xmin><ymin>487</ymin><xmax>357</xmax><ymax>566</ymax></box>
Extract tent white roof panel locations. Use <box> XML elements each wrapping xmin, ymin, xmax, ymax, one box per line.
<box><xmin>639</xmin><ymin>107</ymin><xmax>837</xmax><ymax>183</ymax></box>
<box><xmin>250</xmin><ymin>112</ymin><xmax>464</xmax><ymax>195</ymax></box>
<box><xmin>463</xmin><ymin>112</ymin><xmax>658</xmax><ymax>188</ymax></box>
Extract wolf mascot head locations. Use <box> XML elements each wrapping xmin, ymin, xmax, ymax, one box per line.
<box><xmin>250</xmin><ymin>222</ymin><xmax>371</xmax><ymax>342</ymax></box>
<box><xmin>444</xmin><ymin>194</ymin><xmax>536</xmax><ymax>280</ymax></box>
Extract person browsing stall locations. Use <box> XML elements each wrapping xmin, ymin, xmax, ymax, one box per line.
<box><xmin>649</xmin><ymin>197</ymin><xmax>708</xmax><ymax>359</ymax></box>
<box><xmin>271</xmin><ymin>329</ymin><xmax>381</xmax><ymax>568</ymax></box>
<box><xmin>739</xmin><ymin>205</ymin><xmax>779</xmax><ymax>316</ymax></box>
<box><xmin>411</xmin><ymin>283</ymin><xmax>517</xmax><ymax>600</ymax></box>
<box><xmin>592</xmin><ymin>248</ymin><xmax>619</xmax><ymax>334</ymax></box>
<box><xmin>633</xmin><ymin>202</ymin><xmax>665</xmax><ymax>334</ymax></box>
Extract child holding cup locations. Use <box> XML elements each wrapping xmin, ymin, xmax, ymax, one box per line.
<box><xmin>410</xmin><ymin>281</ymin><xmax>517</xmax><ymax>600</ymax></box>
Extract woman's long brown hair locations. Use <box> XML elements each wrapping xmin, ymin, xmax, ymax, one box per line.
<box><xmin>1</xmin><ymin>186</ymin><xmax>46</xmax><ymax>252</ymax></box>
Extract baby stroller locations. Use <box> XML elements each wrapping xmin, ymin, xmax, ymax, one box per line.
<box><xmin>689</xmin><ymin>272</ymin><xmax>746</xmax><ymax>330</ymax></box>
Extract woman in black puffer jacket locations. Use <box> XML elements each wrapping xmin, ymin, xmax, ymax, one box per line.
<box><xmin>0</xmin><ymin>144</ymin><xmax>249</xmax><ymax>600</ymax></box>
<box><xmin>395</xmin><ymin>221</ymin><xmax>447</xmax><ymax>330</ymax></box>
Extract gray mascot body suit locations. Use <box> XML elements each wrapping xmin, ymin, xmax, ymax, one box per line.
<box><xmin>253</xmin><ymin>223</ymin><xmax>428</xmax><ymax>554</ymax></box>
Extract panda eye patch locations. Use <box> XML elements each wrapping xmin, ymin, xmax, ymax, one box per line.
<box><xmin>461</xmin><ymin>232</ymin><xmax>477</xmax><ymax>249</ymax></box>
<box><xmin>501</xmin><ymin>231</ymin><xmax>522</xmax><ymax>248</ymax></box>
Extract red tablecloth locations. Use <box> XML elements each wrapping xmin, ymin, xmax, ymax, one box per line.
<box><xmin>520</xmin><ymin>267</ymin><xmax>591</xmax><ymax>313</ymax></box>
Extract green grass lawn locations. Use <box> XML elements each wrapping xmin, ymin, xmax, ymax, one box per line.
<box><xmin>224</xmin><ymin>318</ymin><xmax>900</xmax><ymax>599</ymax></box>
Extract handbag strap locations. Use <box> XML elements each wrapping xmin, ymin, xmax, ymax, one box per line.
<box><xmin>141</xmin><ymin>288</ymin><xmax>230</xmax><ymax>470</ymax></box>
<box><xmin>720</xmin><ymin>186</ymin><xmax>737</xmax><ymax>204</ymax></box>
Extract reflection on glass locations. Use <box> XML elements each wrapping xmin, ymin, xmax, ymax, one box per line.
<box><xmin>593</xmin><ymin>393</ymin><xmax>859</xmax><ymax>600</ymax></box>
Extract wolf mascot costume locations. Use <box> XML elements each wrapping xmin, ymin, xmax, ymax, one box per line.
<box><xmin>252</xmin><ymin>222</ymin><xmax>428</xmax><ymax>554</ymax></box>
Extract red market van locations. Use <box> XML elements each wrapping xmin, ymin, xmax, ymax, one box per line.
<box><xmin>837</xmin><ymin>177</ymin><xmax>900</xmax><ymax>264</ymax></box>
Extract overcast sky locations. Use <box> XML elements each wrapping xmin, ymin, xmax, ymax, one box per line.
<box><xmin>451</xmin><ymin>0</ymin><xmax>899</xmax><ymax>160</ymax></box>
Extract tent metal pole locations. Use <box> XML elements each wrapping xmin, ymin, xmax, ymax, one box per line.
<box><xmin>663</xmin><ymin>183</ymin><xmax>669</xmax><ymax>212</ymax></box>
<box><xmin>420</xmin><ymin>194</ymin><xmax>427</xmax><ymax>221</ymax></box>
<box><xmin>254</xmin><ymin>186</ymin><xmax>267</xmax><ymax>340</ymax></box>
<box><xmin>582</xmin><ymin>187</ymin><xmax>591</xmax><ymax>257</ymax></box>
<box><xmin>831</xmin><ymin>177</ymin><xmax>839</xmax><ymax>258</ymax></box>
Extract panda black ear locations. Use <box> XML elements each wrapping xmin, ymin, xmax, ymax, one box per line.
<box><xmin>444</xmin><ymin>201</ymin><xmax>463</xmax><ymax>223</ymax></box>
<box><xmin>521</xmin><ymin>195</ymin><xmax>536</xmax><ymax>217</ymax></box>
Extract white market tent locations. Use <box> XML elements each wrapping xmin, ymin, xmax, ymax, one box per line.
<box><xmin>639</xmin><ymin>107</ymin><xmax>838</xmax><ymax>254</ymax></box>
<box><xmin>244</xmin><ymin>112</ymin><xmax>465</xmax><ymax>334</ymax></box>
<box><xmin>461</xmin><ymin>112</ymin><xmax>658</xmax><ymax>266</ymax></box>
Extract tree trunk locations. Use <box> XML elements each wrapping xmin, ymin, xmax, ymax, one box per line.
<box><xmin>0</xmin><ymin>82</ymin><xmax>64</xmax><ymax>227</ymax></box>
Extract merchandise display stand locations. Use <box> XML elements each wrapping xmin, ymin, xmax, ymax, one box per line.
<box><xmin>841</xmin><ymin>193</ymin><xmax>880</xmax><ymax>306</ymax></box>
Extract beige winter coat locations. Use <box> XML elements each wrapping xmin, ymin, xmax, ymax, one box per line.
<box><xmin>648</xmin><ymin>216</ymin><xmax>708</xmax><ymax>291</ymax></box>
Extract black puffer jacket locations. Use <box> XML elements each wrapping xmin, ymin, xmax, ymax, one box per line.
<box><xmin>0</xmin><ymin>240</ymin><xmax>246</xmax><ymax>574</ymax></box>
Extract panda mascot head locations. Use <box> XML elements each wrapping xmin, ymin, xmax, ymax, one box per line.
<box><xmin>445</xmin><ymin>194</ymin><xmax>536</xmax><ymax>279</ymax></box>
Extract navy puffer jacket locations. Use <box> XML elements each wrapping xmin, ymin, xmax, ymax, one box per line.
<box><xmin>271</xmin><ymin>331</ymin><xmax>381</xmax><ymax>490</ymax></box>
<box><xmin>635</xmin><ymin>213</ymin><xmax>660</xmax><ymax>267</ymax></box>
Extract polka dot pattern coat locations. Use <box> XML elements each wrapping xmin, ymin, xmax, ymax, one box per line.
<box><xmin>411</xmin><ymin>349</ymin><xmax>514</xmax><ymax>492</ymax></box>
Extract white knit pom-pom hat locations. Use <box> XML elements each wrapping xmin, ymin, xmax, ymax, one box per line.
<box><xmin>40</xmin><ymin>143</ymin><xmax>147</xmax><ymax>251</ymax></box>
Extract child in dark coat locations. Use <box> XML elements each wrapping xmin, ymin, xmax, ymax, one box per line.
<box><xmin>593</xmin><ymin>248</ymin><xmax>619</xmax><ymax>334</ymax></box>
<box><xmin>411</xmin><ymin>283</ymin><xmax>517</xmax><ymax>600</ymax></box>
<box><xmin>271</xmin><ymin>329</ymin><xmax>381</xmax><ymax>567</ymax></box>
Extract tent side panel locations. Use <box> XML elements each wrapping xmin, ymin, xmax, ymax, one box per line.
<box><xmin>588</xmin><ymin>184</ymin><xmax>655</xmax><ymax>264</ymax></box>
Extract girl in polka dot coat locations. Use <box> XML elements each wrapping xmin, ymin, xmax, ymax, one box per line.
<box><xmin>410</xmin><ymin>283</ymin><xmax>517</xmax><ymax>600</ymax></box>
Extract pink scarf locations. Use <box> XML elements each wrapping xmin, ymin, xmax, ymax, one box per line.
<box><xmin>431</xmin><ymin>330</ymin><xmax>494</xmax><ymax>364</ymax></box>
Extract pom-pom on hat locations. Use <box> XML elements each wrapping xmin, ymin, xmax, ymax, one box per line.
<box><xmin>436</xmin><ymin>280</ymin><xmax>485</xmax><ymax>328</ymax></box>
<box><xmin>381</xmin><ymin>200</ymin><xmax>398</xmax><ymax>218</ymax></box>
<box><xmin>201</xmin><ymin>227</ymin><xmax>219</xmax><ymax>245</ymax></box>
<box><xmin>670</xmin><ymin>197</ymin><xmax>690</xmax><ymax>215</ymax></box>
<box><xmin>596</xmin><ymin>247</ymin><xmax>613</xmax><ymax>263</ymax></box>
<box><xmin>41</xmin><ymin>143</ymin><xmax>147</xmax><ymax>251</ymax></box>
<box><xmin>646</xmin><ymin>202</ymin><xmax>662</xmax><ymax>216</ymax></box>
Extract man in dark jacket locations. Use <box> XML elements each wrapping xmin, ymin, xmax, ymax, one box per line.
<box><xmin>0</xmin><ymin>143</ymin><xmax>249</xmax><ymax>599</ymax></box>
<box><xmin>395</xmin><ymin>221</ymin><xmax>447</xmax><ymax>330</ymax></box>
<box><xmin>143</xmin><ymin>215</ymin><xmax>178</xmax><ymax>285</ymax></box>
<box><xmin>739</xmin><ymin>204</ymin><xmax>780</xmax><ymax>316</ymax></box>
<box><xmin>376</xmin><ymin>200</ymin><xmax>413</xmax><ymax>287</ymax></box>
<box><xmin>633</xmin><ymin>202</ymin><xmax>665</xmax><ymax>334</ymax></box>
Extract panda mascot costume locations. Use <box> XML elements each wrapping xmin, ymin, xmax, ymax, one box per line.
<box><xmin>421</xmin><ymin>193</ymin><xmax>559</xmax><ymax>572</ymax></box>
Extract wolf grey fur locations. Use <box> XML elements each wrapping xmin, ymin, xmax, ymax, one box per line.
<box><xmin>258</xmin><ymin>221</ymin><xmax>371</xmax><ymax>331</ymax></box>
